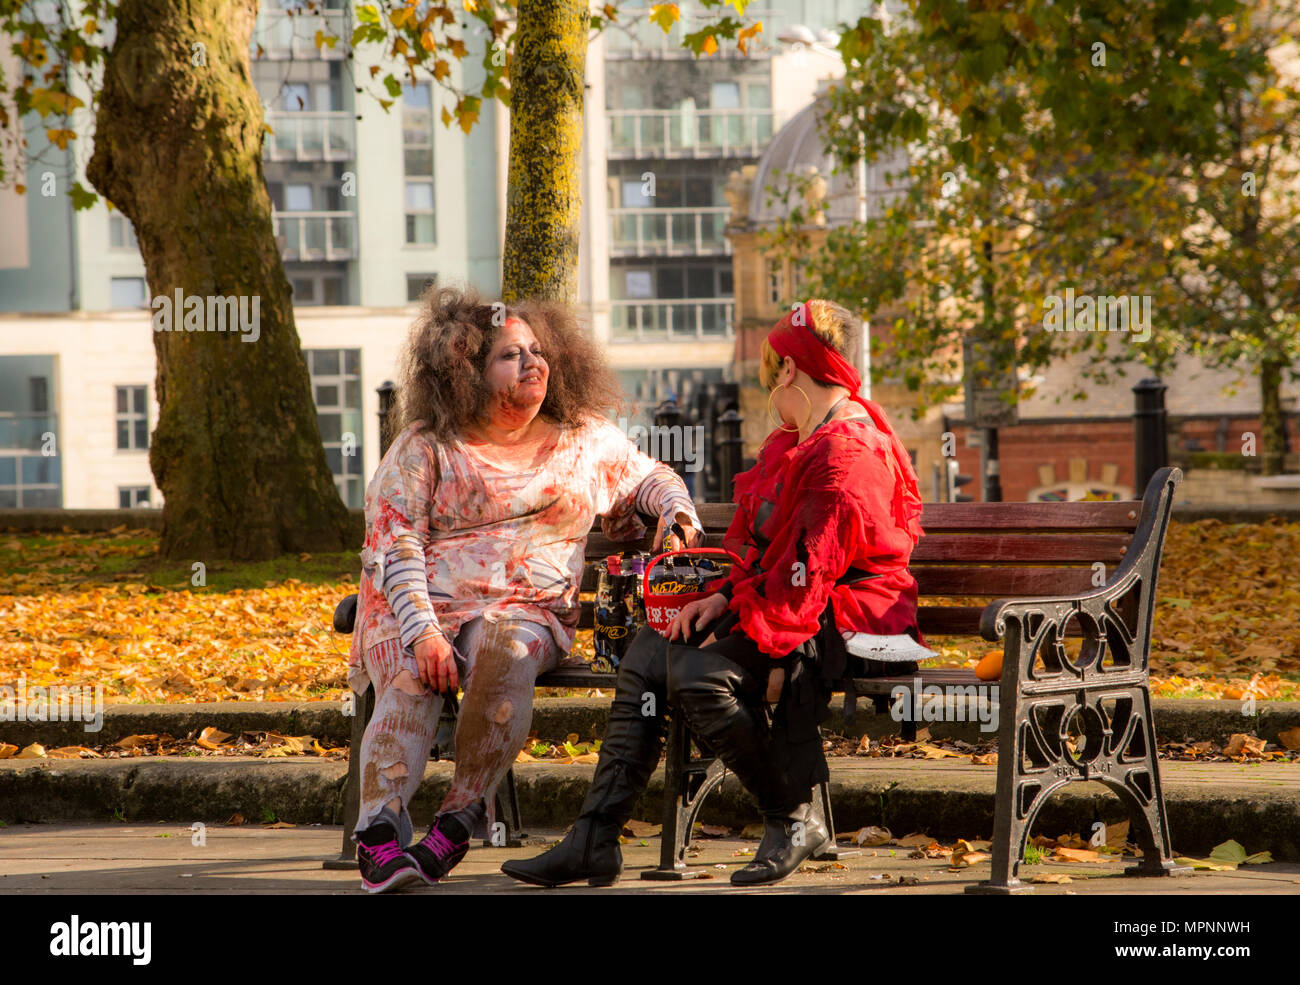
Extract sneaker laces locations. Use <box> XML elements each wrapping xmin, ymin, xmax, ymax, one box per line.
<box><xmin>365</xmin><ymin>840</ymin><xmax>407</xmax><ymax>867</ymax></box>
<box><xmin>418</xmin><ymin>825</ymin><xmax>465</xmax><ymax>860</ymax></box>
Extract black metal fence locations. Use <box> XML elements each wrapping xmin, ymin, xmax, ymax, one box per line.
<box><xmin>374</xmin><ymin>379</ymin><xmax>749</xmax><ymax>502</ymax></box>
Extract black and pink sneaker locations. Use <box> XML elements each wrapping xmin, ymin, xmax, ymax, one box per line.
<box><xmin>356</xmin><ymin>823</ymin><xmax>423</xmax><ymax>894</ymax></box>
<box><xmin>406</xmin><ymin>814</ymin><xmax>471</xmax><ymax>885</ymax></box>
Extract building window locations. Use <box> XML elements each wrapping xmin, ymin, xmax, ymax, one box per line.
<box><xmin>710</xmin><ymin>81</ymin><xmax>740</xmax><ymax>109</ymax></box>
<box><xmin>403</xmin><ymin>83</ymin><xmax>435</xmax><ymax>245</ymax></box>
<box><xmin>306</xmin><ymin>348</ymin><xmax>364</xmax><ymax>507</ymax></box>
<box><xmin>284</xmin><ymin>183</ymin><xmax>313</xmax><ymax>211</ymax></box>
<box><xmin>765</xmin><ymin>258</ymin><xmax>784</xmax><ymax>305</ymax></box>
<box><xmin>116</xmin><ymin>386</ymin><xmax>149</xmax><ymax>450</ymax></box>
<box><xmin>282</xmin><ymin>83</ymin><xmax>311</xmax><ymax>111</ymax></box>
<box><xmin>109</xmin><ymin>215</ymin><xmax>138</xmax><ymax>251</ymax></box>
<box><xmin>118</xmin><ymin>486</ymin><xmax>151</xmax><ymax>508</ymax></box>
<box><xmin>406</xmin><ymin>273</ymin><xmax>436</xmax><ymax>302</ymax></box>
<box><xmin>110</xmin><ymin>277</ymin><xmax>147</xmax><ymax>309</ymax></box>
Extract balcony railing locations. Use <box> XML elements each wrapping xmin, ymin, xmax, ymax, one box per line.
<box><xmin>611</xmin><ymin>299</ymin><xmax>734</xmax><ymax>341</ymax></box>
<box><xmin>0</xmin><ymin>413</ymin><xmax>57</xmax><ymax>452</ymax></box>
<box><xmin>252</xmin><ymin>10</ymin><xmax>348</xmax><ymax>60</ymax></box>
<box><xmin>265</xmin><ymin>111</ymin><xmax>356</xmax><ymax>162</ymax></box>
<box><xmin>273</xmin><ymin>211</ymin><xmax>357</xmax><ymax>261</ymax></box>
<box><xmin>608</xmin><ymin>109</ymin><xmax>774</xmax><ymax>158</ymax></box>
<box><xmin>610</xmin><ymin>206</ymin><xmax>731</xmax><ymax>256</ymax></box>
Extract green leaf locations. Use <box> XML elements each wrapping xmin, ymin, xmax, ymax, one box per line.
<box><xmin>354</xmin><ymin>4</ymin><xmax>380</xmax><ymax>25</ymax></box>
<box><xmin>68</xmin><ymin>182</ymin><xmax>97</xmax><ymax>211</ymax></box>
<box><xmin>382</xmin><ymin>73</ymin><xmax>402</xmax><ymax>99</ymax></box>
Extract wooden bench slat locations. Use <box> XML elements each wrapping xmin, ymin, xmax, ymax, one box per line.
<box><xmin>685</xmin><ymin>501</ymin><xmax>1141</xmax><ymax>530</ymax></box>
<box><xmin>919</xmin><ymin>502</ymin><xmax>1141</xmax><ymax>530</ymax></box>
<box><xmin>911</xmin><ymin>533</ymin><xmax>1130</xmax><ymax>563</ymax></box>
<box><xmin>914</xmin><ymin>566</ymin><xmax>1106</xmax><ymax>597</ymax></box>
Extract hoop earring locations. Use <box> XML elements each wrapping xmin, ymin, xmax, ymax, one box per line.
<box><xmin>767</xmin><ymin>382</ymin><xmax>811</xmax><ymax>433</ymax></box>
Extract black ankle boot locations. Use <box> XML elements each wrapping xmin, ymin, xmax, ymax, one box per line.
<box><xmin>499</xmin><ymin>764</ymin><xmax>632</xmax><ymax>888</ymax></box>
<box><xmin>731</xmin><ymin>803</ymin><xmax>830</xmax><ymax>886</ymax></box>
<box><xmin>502</xmin><ymin>630</ymin><xmax>668</xmax><ymax>888</ymax></box>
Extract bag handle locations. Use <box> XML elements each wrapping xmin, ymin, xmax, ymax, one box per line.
<box><xmin>643</xmin><ymin>546</ymin><xmax>741</xmax><ymax>601</ymax></box>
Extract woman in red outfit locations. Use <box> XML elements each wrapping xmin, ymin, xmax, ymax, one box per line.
<box><xmin>503</xmin><ymin>300</ymin><xmax>925</xmax><ymax>889</ymax></box>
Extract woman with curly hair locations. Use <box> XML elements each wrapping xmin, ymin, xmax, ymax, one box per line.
<box><xmin>347</xmin><ymin>286</ymin><xmax>702</xmax><ymax>893</ymax></box>
<box><xmin>504</xmin><ymin>299</ymin><xmax>925</xmax><ymax>889</ymax></box>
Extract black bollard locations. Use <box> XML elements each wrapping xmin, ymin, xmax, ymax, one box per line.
<box><xmin>1133</xmin><ymin>378</ymin><xmax>1168</xmax><ymax>498</ymax></box>
<box><xmin>654</xmin><ymin>397</ymin><xmax>688</xmax><ymax>483</ymax></box>
<box><xmin>717</xmin><ymin>408</ymin><xmax>743</xmax><ymax>501</ymax></box>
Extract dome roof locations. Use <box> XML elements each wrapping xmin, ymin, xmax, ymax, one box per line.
<box><xmin>745</xmin><ymin>98</ymin><xmax>908</xmax><ymax>228</ymax></box>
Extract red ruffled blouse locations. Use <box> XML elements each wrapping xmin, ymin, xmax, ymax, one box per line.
<box><xmin>717</xmin><ymin>415</ymin><xmax>925</xmax><ymax>658</ymax></box>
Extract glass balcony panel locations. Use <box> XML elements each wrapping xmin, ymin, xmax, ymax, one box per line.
<box><xmin>300</xmin><ymin>116</ymin><xmax>324</xmax><ymax>156</ymax></box>
<box><xmin>17</xmin><ymin>415</ymin><xmax>55</xmax><ymax>451</ymax></box>
<box><xmin>329</xmin><ymin>215</ymin><xmax>354</xmax><ymax>252</ymax></box>
<box><xmin>23</xmin><ymin>488</ymin><xmax>60</xmax><ymax>508</ymax></box>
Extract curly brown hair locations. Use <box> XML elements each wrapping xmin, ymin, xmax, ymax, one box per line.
<box><xmin>391</xmin><ymin>285</ymin><xmax>625</xmax><ymax>443</ymax></box>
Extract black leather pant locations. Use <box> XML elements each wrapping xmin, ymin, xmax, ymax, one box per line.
<box><xmin>580</xmin><ymin>620</ymin><xmax>828</xmax><ymax>822</ymax></box>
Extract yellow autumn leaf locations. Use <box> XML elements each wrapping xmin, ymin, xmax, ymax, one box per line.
<box><xmin>737</xmin><ymin>21</ymin><xmax>763</xmax><ymax>55</ymax></box>
<box><xmin>649</xmin><ymin>3</ymin><xmax>680</xmax><ymax>33</ymax></box>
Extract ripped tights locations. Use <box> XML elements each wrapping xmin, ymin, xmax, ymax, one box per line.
<box><xmin>355</xmin><ymin>616</ymin><xmax>560</xmax><ymax>841</ymax></box>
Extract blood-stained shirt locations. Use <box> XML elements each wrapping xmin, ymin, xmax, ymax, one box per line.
<box><xmin>716</xmin><ymin>416</ymin><xmax>925</xmax><ymax>658</ymax></box>
<box><xmin>347</xmin><ymin>415</ymin><xmax>698</xmax><ymax>692</ymax></box>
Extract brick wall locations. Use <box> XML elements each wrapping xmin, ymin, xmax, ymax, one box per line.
<box><xmin>944</xmin><ymin>415</ymin><xmax>1291</xmax><ymax>502</ymax></box>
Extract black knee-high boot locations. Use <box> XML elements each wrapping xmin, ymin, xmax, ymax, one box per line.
<box><xmin>666</xmin><ymin>646</ymin><xmax>830</xmax><ymax>886</ymax></box>
<box><xmin>501</xmin><ymin>630</ymin><xmax>668</xmax><ymax>888</ymax></box>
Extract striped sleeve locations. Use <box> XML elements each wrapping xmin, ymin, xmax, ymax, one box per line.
<box><xmin>632</xmin><ymin>464</ymin><xmax>699</xmax><ymax>530</ymax></box>
<box><xmin>382</xmin><ymin>533</ymin><xmax>443</xmax><ymax>650</ymax></box>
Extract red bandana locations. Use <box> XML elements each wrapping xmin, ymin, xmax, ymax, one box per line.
<box><xmin>767</xmin><ymin>303</ymin><xmax>924</xmax><ymax>510</ymax></box>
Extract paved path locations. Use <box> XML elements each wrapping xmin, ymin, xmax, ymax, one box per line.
<box><xmin>2</xmin><ymin>823</ymin><xmax>1298</xmax><ymax>895</ymax></box>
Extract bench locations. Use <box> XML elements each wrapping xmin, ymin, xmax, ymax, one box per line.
<box><xmin>329</xmin><ymin>466</ymin><xmax>1187</xmax><ymax>893</ymax></box>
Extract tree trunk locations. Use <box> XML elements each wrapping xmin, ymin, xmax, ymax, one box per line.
<box><xmin>501</xmin><ymin>0</ymin><xmax>587</xmax><ymax>303</ymax></box>
<box><xmin>87</xmin><ymin>0</ymin><xmax>353</xmax><ymax>560</ymax></box>
<box><xmin>1259</xmin><ymin>357</ymin><xmax>1287</xmax><ymax>476</ymax></box>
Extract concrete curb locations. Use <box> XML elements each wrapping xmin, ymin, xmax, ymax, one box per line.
<box><xmin>1</xmin><ymin>758</ymin><xmax>1295</xmax><ymax>862</ymax></box>
<box><xmin>4</xmin><ymin>697</ymin><xmax>1298</xmax><ymax>750</ymax></box>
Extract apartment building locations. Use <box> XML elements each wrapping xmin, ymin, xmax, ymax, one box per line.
<box><xmin>579</xmin><ymin>0</ymin><xmax>863</xmax><ymax>425</ymax></box>
<box><xmin>0</xmin><ymin>0</ymin><xmax>863</xmax><ymax>509</ymax></box>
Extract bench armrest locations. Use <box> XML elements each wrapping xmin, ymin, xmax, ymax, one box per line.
<box><xmin>334</xmin><ymin>593</ymin><xmax>359</xmax><ymax>634</ymax></box>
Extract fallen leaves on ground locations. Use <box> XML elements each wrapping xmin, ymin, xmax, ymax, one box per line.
<box><xmin>517</xmin><ymin>732</ymin><xmax>602</xmax><ymax>764</ymax></box>
<box><xmin>621</xmin><ymin>819</ymin><xmax>661</xmax><ymax>839</ymax></box>
<box><xmin>851</xmin><ymin>825</ymin><xmax>893</xmax><ymax>846</ymax></box>
<box><xmin>949</xmin><ymin>839</ymin><xmax>990</xmax><ymax>868</ymax></box>
<box><xmin>3</xmin><ymin>728</ymin><xmax>349</xmax><ymax>760</ymax></box>
<box><xmin>825</xmin><ymin>730</ymin><xmax>1297</xmax><ymax>765</ymax></box>
<box><xmin>1052</xmin><ymin>847</ymin><xmax>1104</xmax><ymax>863</ymax></box>
<box><xmin>1174</xmin><ymin>839</ymin><xmax>1273</xmax><ymax>871</ymax></box>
